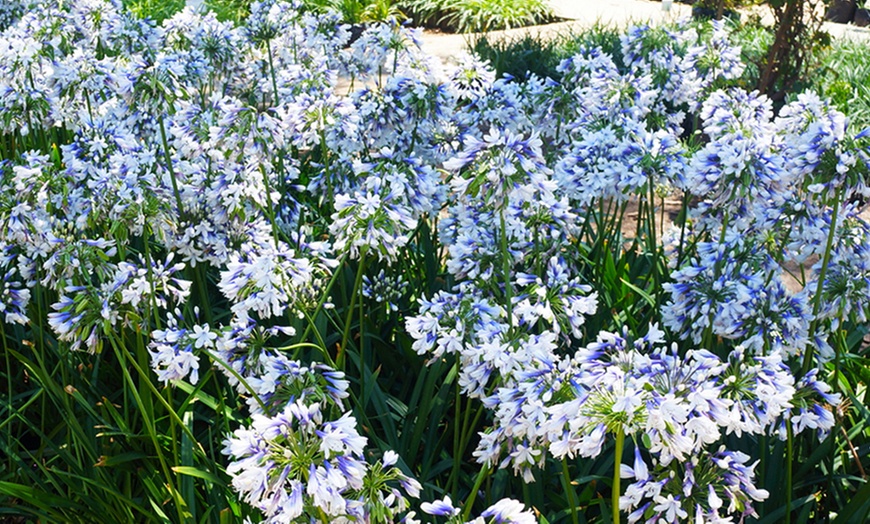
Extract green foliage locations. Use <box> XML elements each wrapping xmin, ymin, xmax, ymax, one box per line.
<box><xmin>472</xmin><ymin>34</ymin><xmax>571</xmax><ymax>83</ymax></box>
<box><xmin>301</xmin><ymin>0</ymin><xmax>404</xmax><ymax>23</ymax></box>
<box><xmin>400</xmin><ymin>0</ymin><xmax>554</xmax><ymax>33</ymax></box>
<box><xmin>813</xmin><ymin>38</ymin><xmax>870</xmax><ymax>133</ymax></box>
<box><xmin>123</xmin><ymin>0</ymin><xmax>185</xmax><ymax>23</ymax></box>
<box><xmin>472</xmin><ymin>23</ymin><xmax>621</xmax><ymax>82</ymax></box>
<box><xmin>205</xmin><ymin>0</ymin><xmax>252</xmax><ymax>24</ymax></box>
<box><xmin>202</xmin><ymin>0</ymin><xmax>402</xmax><ymax>25</ymax></box>
<box><xmin>442</xmin><ymin>0</ymin><xmax>553</xmax><ymax>33</ymax></box>
<box><xmin>0</xmin><ymin>322</ymin><xmax>251</xmax><ymax>523</ymax></box>
<box><xmin>726</xmin><ymin>15</ymin><xmax>774</xmax><ymax>88</ymax></box>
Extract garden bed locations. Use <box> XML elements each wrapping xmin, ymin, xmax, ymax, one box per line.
<box><xmin>2</xmin><ymin>1</ymin><xmax>870</xmax><ymax>523</ymax></box>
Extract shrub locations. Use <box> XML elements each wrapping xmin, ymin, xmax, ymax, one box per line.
<box><xmin>205</xmin><ymin>0</ymin><xmax>253</xmax><ymax>23</ymax></box>
<box><xmin>401</xmin><ymin>0</ymin><xmax>554</xmax><ymax>33</ymax></box>
<box><xmin>124</xmin><ymin>0</ymin><xmax>186</xmax><ymax>23</ymax></box>
<box><xmin>472</xmin><ymin>23</ymin><xmax>622</xmax><ymax>82</ymax></box>
<box><xmin>814</xmin><ymin>38</ymin><xmax>870</xmax><ymax>132</ymax></box>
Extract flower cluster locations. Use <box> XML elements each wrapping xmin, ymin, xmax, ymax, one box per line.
<box><xmin>418</xmin><ymin>496</ymin><xmax>536</xmax><ymax>524</ymax></box>
<box><xmin>473</xmin><ymin>327</ymin><xmax>829</xmax><ymax>522</ymax></box>
<box><xmin>224</xmin><ymin>398</ymin><xmax>420</xmax><ymax>523</ymax></box>
<box><xmin>620</xmin><ymin>446</ymin><xmax>768</xmax><ymax>523</ymax></box>
<box><xmin>663</xmin><ymin>233</ymin><xmax>812</xmax><ymax>355</ymax></box>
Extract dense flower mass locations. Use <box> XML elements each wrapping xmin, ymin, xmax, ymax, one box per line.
<box><xmin>223</xmin><ymin>395</ymin><xmax>421</xmax><ymax>523</ymax></box>
<box><xmin>0</xmin><ymin>1</ymin><xmax>865</xmax><ymax>522</ymax></box>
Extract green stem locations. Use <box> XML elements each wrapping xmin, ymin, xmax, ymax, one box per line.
<box><xmin>701</xmin><ymin>211</ymin><xmax>732</xmax><ymax>350</ymax></box>
<box><xmin>298</xmin><ymin>310</ymin><xmax>333</xmax><ymax>366</ymax></box>
<box><xmin>2</xmin><ymin>323</ymin><xmax>12</xmax><ymax>473</ymax></box>
<box><xmin>320</xmin><ymin>130</ymin><xmax>332</xmax><ymax>205</ymax></box>
<box><xmin>299</xmin><ymin>252</ymin><xmax>350</xmax><ymax>345</ymax></box>
<box><xmin>499</xmin><ymin>207</ymin><xmax>513</xmax><ymax>324</ymax></box>
<box><xmin>338</xmin><ymin>249</ymin><xmax>367</xmax><ymax>370</ymax></box>
<box><xmin>142</xmin><ymin>231</ymin><xmax>163</xmax><ymax>331</ymax></box>
<box><xmin>205</xmin><ymin>349</ymin><xmax>269</xmax><ymax>414</ymax></box>
<box><xmin>259</xmin><ymin>165</ymin><xmax>282</xmax><ymax>244</ymax></box>
<box><xmin>157</xmin><ymin>113</ymin><xmax>185</xmax><ymax>218</ymax></box>
<box><xmin>562</xmin><ymin>458</ymin><xmax>579</xmax><ymax>524</ymax></box>
<box><xmin>265</xmin><ymin>38</ymin><xmax>280</xmax><ymax>104</ymax></box>
<box><xmin>358</xmin><ymin>264</ymin><xmax>367</xmax><ymax>408</ymax></box>
<box><xmin>834</xmin><ymin>324</ymin><xmax>845</xmax><ymax>393</ymax></box>
<box><xmin>448</xmin><ymin>389</ymin><xmax>489</xmax><ymax>501</ymax></box>
<box><xmin>613</xmin><ymin>430</ymin><xmax>625</xmax><ymax>524</ymax></box>
<box><xmin>281</xmin><ymin>341</ymin><xmax>331</xmax><ymax>354</ymax></box>
<box><xmin>451</xmin><ymin>360</ymin><xmax>462</xmax><ymax>495</ymax></box>
<box><xmin>647</xmin><ymin>180</ymin><xmax>659</xmax><ymax>297</ymax></box>
<box><xmin>803</xmin><ymin>188</ymin><xmax>843</xmax><ymax>375</ymax></box>
<box><xmin>461</xmin><ymin>463</ymin><xmax>491</xmax><ymax>522</ymax></box>
<box><xmin>578</xmin><ymin>198</ymin><xmax>596</xmax><ymax>246</ymax></box>
<box><xmin>195</xmin><ymin>263</ymin><xmax>212</xmax><ymax>324</ymax></box>
<box><xmin>786</xmin><ymin>422</ymin><xmax>793</xmax><ymax>524</ymax></box>
<box><xmin>119</xmin><ymin>334</ymin><xmax>206</xmax><ymax>452</ymax></box>
<box><xmin>633</xmin><ymin>194</ymin><xmax>644</xmax><ymax>252</ymax></box>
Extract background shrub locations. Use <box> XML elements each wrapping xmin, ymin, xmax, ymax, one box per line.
<box><xmin>400</xmin><ymin>0</ymin><xmax>555</xmax><ymax>33</ymax></box>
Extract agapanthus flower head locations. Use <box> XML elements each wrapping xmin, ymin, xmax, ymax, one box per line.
<box><xmin>448</xmin><ymin>53</ymin><xmax>497</xmax><ymax>101</ymax></box>
<box><xmin>542</xmin><ymin>331</ymin><xmax>654</xmax><ymax>461</ymax></box>
<box><xmin>329</xmin><ymin>177</ymin><xmax>418</xmax><ymax>262</ymax></box>
<box><xmin>159</xmin><ymin>7</ymin><xmax>244</xmax><ymax>97</ymax></box>
<box><xmin>777</xmin><ymin>195</ymin><xmax>833</xmax><ymax>264</ymax></box>
<box><xmin>0</xmin><ymin>245</ymin><xmax>30</xmax><ymax>325</ymax></box>
<box><xmin>681</xmin><ymin>20</ymin><xmax>744</xmax><ymax>106</ymax></box>
<box><xmin>149</xmin><ymin>313</ymin><xmax>202</xmax><ymax>385</ymax></box>
<box><xmin>112</xmin><ymin>253</ymin><xmax>191</xmax><ymax>311</ymax></box>
<box><xmin>363</xmin><ymin>268</ymin><xmax>408</xmax><ymax>312</ymax></box>
<box><xmin>556</xmin><ymin>46</ymin><xmax>620</xmax><ymax>89</ymax></box>
<box><xmin>342</xmin><ymin>19</ymin><xmax>434</xmax><ymax>84</ymax></box>
<box><xmin>244</xmin><ymin>0</ymin><xmax>303</xmax><ymax>44</ymax></box>
<box><xmin>718</xmin><ymin>347</ymin><xmax>795</xmax><ymax>437</ymax></box>
<box><xmin>218</xmin><ymin>239</ymin><xmax>315</xmax><ymax>322</ymax></box>
<box><xmin>445</xmin><ymin>126</ymin><xmax>549</xmax><ymax>210</ymax></box>
<box><xmin>776</xmin><ymin>367</ymin><xmax>840</xmax><ymax>441</ymax></box>
<box><xmin>700</xmin><ymin>88</ymin><xmax>774</xmax><ymax>140</ymax></box>
<box><xmin>620</xmin><ymin>22</ymin><xmax>696</xmax><ymax>108</ymax></box>
<box><xmin>245</xmin><ymin>355</ymin><xmax>351</xmax><ymax>415</ymax></box>
<box><xmin>438</xmin><ymin>201</ymin><xmax>499</xmax><ymax>280</ymax></box>
<box><xmin>223</xmin><ymin>399</ymin><xmax>342</xmax><ymax>520</ymax></box>
<box><xmin>621</xmin><ymin>446</ymin><xmax>768</xmax><ymax>524</ymax></box>
<box><xmin>44</xmin><ymin>240</ymin><xmax>192</xmax><ymax>354</ymax></box>
<box><xmin>46</xmin><ymin>286</ymin><xmax>107</xmax><ymax>354</ymax></box>
<box><xmin>224</xmin><ymin>397</ymin><xmax>420</xmax><ymax>523</ymax></box>
<box><xmin>663</xmin><ymin>231</ymin><xmax>811</xmax><ymax>354</ymax></box>
<box><xmin>353</xmin><ymin>76</ymin><xmax>453</xmax><ymax>159</ymax></box>
<box><xmin>685</xmin><ymin>89</ymin><xmax>787</xmax><ymax>211</ymax></box>
<box><xmin>405</xmin><ymin>288</ymin><xmax>505</xmax><ymax>367</ymax></box>
<box><xmin>512</xmin><ymin>255</ymin><xmax>598</xmax><ymax>338</ymax></box>
<box><xmin>799</xmin><ymin>213</ymin><xmax>870</xmax><ymax>330</ymax></box>
<box><xmin>207</xmin><ymin>324</ymin><xmax>350</xmax><ymax>415</ymax></box>
<box><xmin>0</xmin><ymin>0</ymin><xmax>24</xmax><ymax>30</ymax></box>
<box><xmin>776</xmin><ymin>91</ymin><xmax>848</xmax><ymax>182</ymax></box>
